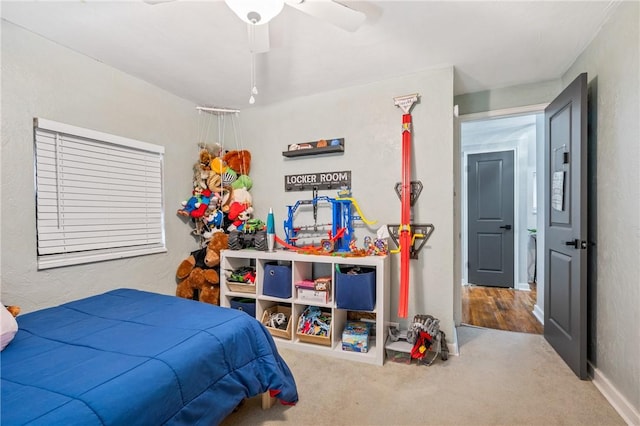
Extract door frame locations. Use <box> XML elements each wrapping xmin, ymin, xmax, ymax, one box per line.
<box><xmin>454</xmin><ymin>103</ymin><xmax>548</xmax><ymax>327</ymax></box>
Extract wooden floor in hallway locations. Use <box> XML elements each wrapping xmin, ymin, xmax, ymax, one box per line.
<box><xmin>462</xmin><ymin>284</ymin><xmax>543</xmax><ymax>334</ymax></box>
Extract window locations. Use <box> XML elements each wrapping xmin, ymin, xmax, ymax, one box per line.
<box><xmin>34</xmin><ymin>118</ymin><xmax>166</xmax><ymax>270</ymax></box>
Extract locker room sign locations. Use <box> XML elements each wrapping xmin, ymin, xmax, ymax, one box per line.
<box><xmin>284</xmin><ymin>170</ymin><xmax>351</xmax><ymax>192</ymax></box>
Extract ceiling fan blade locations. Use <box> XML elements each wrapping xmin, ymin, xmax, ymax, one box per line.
<box><xmin>248</xmin><ymin>23</ymin><xmax>271</xmax><ymax>53</ymax></box>
<box><xmin>286</xmin><ymin>0</ymin><xmax>366</xmax><ymax>32</ymax></box>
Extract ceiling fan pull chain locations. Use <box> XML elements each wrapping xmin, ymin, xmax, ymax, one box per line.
<box><xmin>250</xmin><ymin>52</ymin><xmax>257</xmax><ymax>104</ymax></box>
<box><xmin>248</xmin><ymin>25</ymin><xmax>258</xmax><ymax>104</ymax></box>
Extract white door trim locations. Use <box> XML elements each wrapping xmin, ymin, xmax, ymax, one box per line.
<box><xmin>454</xmin><ymin>103</ymin><xmax>548</xmax><ymax>327</ymax></box>
<box><xmin>458</xmin><ymin>103</ymin><xmax>549</xmax><ymax>122</ymax></box>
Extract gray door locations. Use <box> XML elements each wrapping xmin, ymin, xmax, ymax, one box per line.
<box><xmin>544</xmin><ymin>73</ymin><xmax>588</xmax><ymax>379</ymax></box>
<box><xmin>468</xmin><ymin>150</ymin><xmax>515</xmax><ymax>288</ymax></box>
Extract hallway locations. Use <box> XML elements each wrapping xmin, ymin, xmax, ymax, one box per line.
<box><xmin>461</xmin><ymin>284</ymin><xmax>543</xmax><ymax>334</ymax></box>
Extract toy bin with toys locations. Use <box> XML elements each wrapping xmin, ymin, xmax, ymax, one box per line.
<box><xmin>296</xmin><ymin>306</ymin><xmax>331</xmax><ymax>346</ymax></box>
<box><xmin>384</xmin><ymin>337</ymin><xmax>413</xmax><ymax>364</ymax></box>
<box><xmin>225</xmin><ymin>265</ymin><xmax>256</xmax><ymax>294</ymax></box>
<box><xmin>261</xmin><ymin>304</ymin><xmax>292</xmax><ymax>340</ymax></box>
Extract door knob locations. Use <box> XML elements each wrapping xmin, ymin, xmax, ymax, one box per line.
<box><xmin>565</xmin><ymin>239</ymin><xmax>579</xmax><ymax>248</ymax></box>
<box><xmin>499</xmin><ymin>225</ymin><xmax>512</xmax><ymax>230</ymax></box>
<box><xmin>565</xmin><ymin>239</ymin><xmax>587</xmax><ymax>249</ymax></box>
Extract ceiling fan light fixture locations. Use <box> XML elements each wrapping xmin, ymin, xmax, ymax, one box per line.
<box><xmin>224</xmin><ymin>0</ymin><xmax>285</xmax><ymax>25</ymax></box>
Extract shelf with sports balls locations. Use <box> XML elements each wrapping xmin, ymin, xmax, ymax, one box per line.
<box><xmin>282</xmin><ymin>138</ymin><xmax>344</xmax><ymax>157</ymax></box>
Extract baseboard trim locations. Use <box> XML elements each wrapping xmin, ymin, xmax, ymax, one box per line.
<box><xmin>516</xmin><ymin>282</ymin><xmax>531</xmax><ymax>291</ymax></box>
<box><xmin>589</xmin><ymin>363</ymin><xmax>640</xmax><ymax>425</ymax></box>
<box><xmin>533</xmin><ymin>304</ymin><xmax>544</xmax><ymax>325</ymax></box>
<box><xmin>448</xmin><ymin>326</ymin><xmax>459</xmax><ymax>356</ymax></box>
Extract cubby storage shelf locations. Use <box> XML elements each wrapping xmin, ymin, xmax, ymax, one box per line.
<box><xmin>220</xmin><ymin>249</ymin><xmax>390</xmax><ymax>366</ymax></box>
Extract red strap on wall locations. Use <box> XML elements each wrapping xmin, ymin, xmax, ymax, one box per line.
<box><xmin>398</xmin><ymin>113</ymin><xmax>412</xmax><ymax>318</ymax></box>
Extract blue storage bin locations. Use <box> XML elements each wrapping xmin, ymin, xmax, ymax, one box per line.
<box><xmin>336</xmin><ymin>266</ymin><xmax>376</xmax><ymax>311</ymax></box>
<box><xmin>230</xmin><ymin>297</ymin><xmax>256</xmax><ymax>317</ymax></box>
<box><xmin>263</xmin><ymin>263</ymin><xmax>292</xmax><ymax>298</ymax></box>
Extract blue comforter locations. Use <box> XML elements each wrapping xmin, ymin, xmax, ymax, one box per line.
<box><xmin>1</xmin><ymin>289</ymin><xmax>298</xmax><ymax>425</ymax></box>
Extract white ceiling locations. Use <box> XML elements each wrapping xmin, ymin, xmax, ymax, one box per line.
<box><xmin>1</xmin><ymin>1</ymin><xmax>618</xmax><ymax>110</ymax></box>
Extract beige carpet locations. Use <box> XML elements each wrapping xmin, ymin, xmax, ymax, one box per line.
<box><xmin>221</xmin><ymin>325</ymin><xmax>624</xmax><ymax>425</ymax></box>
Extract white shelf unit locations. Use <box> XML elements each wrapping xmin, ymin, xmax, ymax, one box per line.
<box><xmin>220</xmin><ymin>249</ymin><xmax>390</xmax><ymax>366</ymax></box>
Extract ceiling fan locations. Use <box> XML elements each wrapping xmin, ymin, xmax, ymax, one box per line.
<box><xmin>145</xmin><ymin>1</ymin><xmax>367</xmax><ymax>53</ymax></box>
<box><xmin>226</xmin><ymin>0</ymin><xmax>367</xmax><ymax>103</ymax></box>
<box><xmin>224</xmin><ymin>0</ymin><xmax>367</xmax><ymax>53</ymax></box>
<box><xmin>145</xmin><ymin>0</ymin><xmax>367</xmax><ymax>103</ymax></box>
<box><xmin>226</xmin><ymin>1</ymin><xmax>367</xmax><ymax>31</ymax></box>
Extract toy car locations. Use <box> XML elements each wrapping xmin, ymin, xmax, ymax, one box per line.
<box><xmin>228</xmin><ymin>219</ymin><xmax>268</xmax><ymax>251</ymax></box>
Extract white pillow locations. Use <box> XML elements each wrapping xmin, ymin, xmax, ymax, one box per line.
<box><xmin>0</xmin><ymin>304</ymin><xmax>18</xmax><ymax>351</ymax></box>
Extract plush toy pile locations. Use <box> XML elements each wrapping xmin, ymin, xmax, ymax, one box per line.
<box><xmin>175</xmin><ymin>145</ymin><xmax>255</xmax><ymax>305</ymax></box>
<box><xmin>177</xmin><ymin>145</ymin><xmax>254</xmax><ymax>241</ymax></box>
<box><xmin>176</xmin><ymin>232</ymin><xmax>229</xmax><ymax>305</ymax></box>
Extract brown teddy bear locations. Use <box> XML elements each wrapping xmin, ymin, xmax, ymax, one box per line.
<box><xmin>176</xmin><ymin>232</ymin><xmax>229</xmax><ymax>305</ymax></box>
<box><xmin>223</xmin><ymin>150</ymin><xmax>251</xmax><ymax>175</ymax></box>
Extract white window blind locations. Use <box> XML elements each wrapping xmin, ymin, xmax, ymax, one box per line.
<box><xmin>34</xmin><ymin>118</ymin><xmax>166</xmax><ymax>270</ymax></box>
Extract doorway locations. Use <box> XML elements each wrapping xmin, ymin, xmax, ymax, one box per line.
<box><xmin>459</xmin><ymin>112</ymin><xmax>543</xmax><ymax>333</ymax></box>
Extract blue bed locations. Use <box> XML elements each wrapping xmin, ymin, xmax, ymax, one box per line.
<box><xmin>1</xmin><ymin>288</ymin><xmax>298</xmax><ymax>425</ymax></box>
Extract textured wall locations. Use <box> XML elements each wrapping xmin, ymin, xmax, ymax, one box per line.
<box><xmin>1</xmin><ymin>22</ymin><xmax>198</xmax><ymax>312</ymax></box>
<box><xmin>234</xmin><ymin>68</ymin><xmax>455</xmax><ymax>335</ymax></box>
<box><xmin>1</xmin><ymin>20</ymin><xmax>455</xmax><ymax>335</ymax></box>
<box><xmin>562</xmin><ymin>1</ymin><xmax>640</xmax><ymax>414</ymax></box>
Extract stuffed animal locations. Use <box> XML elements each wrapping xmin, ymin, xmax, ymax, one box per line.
<box><xmin>197</xmin><ymin>143</ymin><xmax>222</xmax><ymax>170</ymax></box>
<box><xmin>202</xmin><ymin>206</ymin><xmax>224</xmax><ymax>235</ymax></box>
<box><xmin>223</xmin><ymin>150</ymin><xmax>251</xmax><ymax>175</ymax></box>
<box><xmin>219</xmin><ymin>186</ymin><xmax>234</xmax><ymax>214</ymax></box>
<box><xmin>4</xmin><ymin>305</ymin><xmax>20</xmax><ymax>317</ymax></box>
<box><xmin>207</xmin><ymin>173</ymin><xmax>223</xmax><ymax>193</ymax></box>
<box><xmin>227</xmin><ymin>201</ymin><xmax>254</xmax><ymax>232</ymax></box>
<box><xmin>191</xmin><ymin>205</ymin><xmax>225</xmax><ymax>243</ymax></box>
<box><xmin>176</xmin><ymin>232</ymin><xmax>228</xmax><ymax>305</ymax></box>
<box><xmin>231</xmin><ymin>187</ymin><xmax>252</xmax><ymax>208</ymax></box>
<box><xmin>231</xmin><ymin>174</ymin><xmax>253</xmax><ymax>190</ymax></box>
<box><xmin>221</xmin><ymin>168</ymin><xmax>238</xmax><ymax>187</ymax></box>
<box><xmin>209</xmin><ymin>157</ymin><xmax>226</xmax><ymax>175</ymax></box>
<box><xmin>177</xmin><ymin>187</ymin><xmax>212</xmax><ymax>218</ymax></box>
<box><xmin>192</xmin><ymin>161</ymin><xmax>209</xmax><ymax>190</ymax></box>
